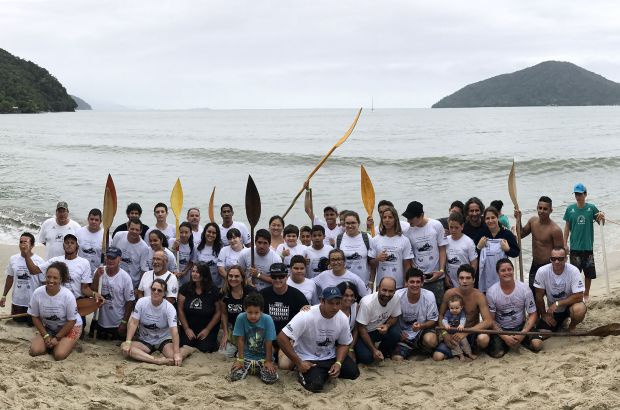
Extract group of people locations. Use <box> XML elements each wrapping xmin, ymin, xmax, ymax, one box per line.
<box><xmin>0</xmin><ymin>181</ymin><xmax>604</xmax><ymax>392</ymax></box>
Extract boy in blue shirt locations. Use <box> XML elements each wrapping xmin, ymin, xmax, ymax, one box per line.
<box><xmin>230</xmin><ymin>293</ymin><xmax>278</xmax><ymax>384</ymax></box>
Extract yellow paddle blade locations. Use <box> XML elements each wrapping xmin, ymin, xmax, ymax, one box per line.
<box><xmin>361</xmin><ymin>165</ymin><xmax>375</xmax><ymax>236</ymax></box>
<box><xmin>102</xmin><ymin>174</ymin><xmax>117</xmax><ymax>230</ymax></box>
<box><xmin>208</xmin><ymin>186</ymin><xmax>216</xmax><ymax>223</ymax></box>
<box><xmin>335</xmin><ymin>107</ymin><xmax>363</xmax><ymax>148</ymax></box>
<box><xmin>170</xmin><ymin>178</ymin><xmax>184</xmax><ymax>218</ymax></box>
<box><xmin>508</xmin><ymin>159</ymin><xmax>519</xmax><ymax>211</ymax></box>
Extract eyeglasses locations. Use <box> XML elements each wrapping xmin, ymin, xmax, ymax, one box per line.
<box><xmin>344</xmin><ymin>222</ymin><xmax>358</xmax><ymax>226</ymax></box>
<box><xmin>151</xmin><ymin>288</ymin><xmax>165</xmax><ymax>293</ymax></box>
<box><xmin>329</xmin><ymin>258</ymin><xmax>344</xmax><ymax>262</ymax></box>
<box><xmin>550</xmin><ymin>257</ymin><xmax>565</xmax><ymax>262</ymax></box>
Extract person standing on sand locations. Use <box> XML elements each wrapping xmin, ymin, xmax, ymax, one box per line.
<box><xmin>145</xmin><ymin>203</ymin><xmax>175</xmax><ymax>240</ymax></box>
<box><xmin>562</xmin><ymin>183</ymin><xmax>604</xmax><ymax>303</ymax></box>
<box><xmin>462</xmin><ymin>197</ymin><xmax>488</xmax><ymax>248</ymax></box>
<box><xmin>433</xmin><ymin>264</ymin><xmax>492</xmax><ymax>361</ymax></box>
<box><xmin>112</xmin><ymin>203</ymin><xmax>150</xmax><ymax>239</ymax></box>
<box><xmin>38</xmin><ymin>201</ymin><xmax>81</xmax><ymax>260</ymax></box>
<box><xmin>304</xmin><ymin>186</ymin><xmax>343</xmax><ymax>247</ymax></box>
<box><xmin>278</xmin><ymin>287</ymin><xmax>360</xmax><ymax>393</ymax></box>
<box><xmin>366</xmin><ymin>199</ymin><xmax>410</xmax><ymax>236</ymax></box>
<box><xmin>1</xmin><ymin>232</ymin><xmax>45</xmax><ymax>324</ymax></box>
<box><xmin>111</xmin><ymin>218</ymin><xmax>150</xmax><ymax>289</ymax></box>
<box><xmin>486</xmin><ymin>258</ymin><xmax>542</xmax><ymax>358</ymax></box>
<box><xmin>76</xmin><ymin>208</ymin><xmax>105</xmax><ymax>274</ymax></box>
<box><xmin>219</xmin><ymin>204</ymin><xmax>251</xmax><ymax>247</ymax></box>
<box><xmin>238</xmin><ymin>229</ymin><xmax>282</xmax><ymax>291</ymax></box>
<box><xmin>313</xmin><ymin>249</ymin><xmax>368</xmax><ymax>298</ymax></box>
<box><xmin>514</xmin><ymin>196</ymin><xmax>564</xmax><ymax>294</ymax></box>
<box><xmin>186</xmin><ymin>207</ymin><xmax>202</xmax><ymax>244</ymax></box>
<box><xmin>534</xmin><ymin>246</ymin><xmax>586</xmax><ymax>333</ymax></box>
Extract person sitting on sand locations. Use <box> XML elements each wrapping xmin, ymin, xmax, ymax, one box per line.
<box><xmin>121</xmin><ymin>278</ymin><xmax>194</xmax><ymax>366</ymax></box>
<box><xmin>441</xmin><ymin>294</ymin><xmax>476</xmax><ymax>360</ymax></box>
<box><xmin>534</xmin><ymin>246</ymin><xmax>587</xmax><ymax>333</ymax></box>
<box><xmin>28</xmin><ymin>261</ymin><xmax>83</xmax><ymax>361</ymax></box>
<box><xmin>354</xmin><ymin>277</ymin><xmax>401</xmax><ymax>364</ymax></box>
<box><xmin>230</xmin><ymin>293</ymin><xmax>278</xmax><ymax>384</ymax></box>
<box><xmin>433</xmin><ymin>264</ymin><xmax>493</xmax><ymax>361</ymax></box>
<box><xmin>486</xmin><ymin>258</ymin><xmax>542</xmax><ymax>358</ymax></box>
<box><xmin>278</xmin><ymin>287</ymin><xmax>360</xmax><ymax>393</ymax></box>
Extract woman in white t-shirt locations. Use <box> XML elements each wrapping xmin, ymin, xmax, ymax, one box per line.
<box><xmin>169</xmin><ymin>222</ymin><xmax>196</xmax><ymax>286</ymax></box>
<box><xmin>28</xmin><ymin>261</ymin><xmax>83</xmax><ymax>361</ymax></box>
<box><xmin>195</xmin><ymin>222</ymin><xmax>223</xmax><ymax>288</ymax></box>
<box><xmin>336</xmin><ymin>280</ymin><xmax>360</xmax><ymax>362</ymax></box>
<box><xmin>144</xmin><ymin>230</ymin><xmax>177</xmax><ymax>272</ymax></box>
<box><xmin>337</xmin><ymin>211</ymin><xmax>371</xmax><ymax>284</ymax></box>
<box><xmin>217</xmin><ymin>228</ymin><xmax>245</xmax><ymax>286</ymax></box>
<box><xmin>121</xmin><ymin>278</ymin><xmax>195</xmax><ymax>366</ymax></box>
<box><xmin>268</xmin><ymin>215</ymin><xmax>285</xmax><ymax>251</ymax></box>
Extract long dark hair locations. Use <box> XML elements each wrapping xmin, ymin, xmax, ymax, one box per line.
<box><xmin>179</xmin><ymin>221</ymin><xmax>195</xmax><ymax>260</ymax></box>
<box><xmin>185</xmin><ymin>262</ymin><xmax>215</xmax><ymax>297</ymax></box>
<box><xmin>197</xmin><ymin>222</ymin><xmax>223</xmax><ymax>255</ymax></box>
<box><xmin>148</xmin><ymin>229</ymin><xmax>169</xmax><ymax>249</ymax></box>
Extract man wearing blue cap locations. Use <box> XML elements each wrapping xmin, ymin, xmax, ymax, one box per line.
<box><xmin>278</xmin><ymin>286</ymin><xmax>359</xmax><ymax>392</ymax></box>
<box><xmin>563</xmin><ymin>183</ymin><xmax>605</xmax><ymax>302</ymax></box>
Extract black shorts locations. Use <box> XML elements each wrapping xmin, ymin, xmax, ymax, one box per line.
<box><xmin>528</xmin><ymin>263</ymin><xmax>546</xmax><ymax>289</ymax></box>
<box><xmin>394</xmin><ymin>329</ymin><xmax>434</xmax><ymax>357</ymax></box>
<box><xmin>137</xmin><ymin>338</ymin><xmax>172</xmax><ymax>354</ymax></box>
<box><xmin>569</xmin><ymin>250</ymin><xmax>596</xmax><ymax>279</ymax></box>
<box><xmin>95</xmin><ymin>324</ymin><xmax>123</xmax><ymax>341</ymax></box>
<box><xmin>487</xmin><ymin>325</ymin><xmax>542</xmax><ymax>358</ymax></box>
<box><xmin>536</xmin><ymin>309</ymin><xmax>572</xmax><ymax>332</ymax></box>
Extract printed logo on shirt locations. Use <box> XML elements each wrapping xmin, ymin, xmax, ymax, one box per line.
<box><xmin>417</xmin><ymin>243</ymin><xmax>432</xmax><ymax>252</ymax></box>
<box><xmin>190</xmin><ymin>298</ymin><xmax>202</xmax><ymax>310</ymax></box>
<box><xmin>102</xmin><ymin>293</ymin><xmax>113</xmax><ymax>301</ymax></box>
<box><xmin>317</xmin><ymin>336</ymin><xmax>332</xmax><ymax>347</ymax></box>
<box><xmin>447</xmin><ymin>257</ymin><xmax>460</xmax><ymax>265</ymax></box>
<box><xmin>45</xmin><ymin>314</ymin><xmax>61</xmax><ymax>321</ymax></box>
<box><xmin>268</xmin><ymin>302</ymin><xmax>290</xmax><ymax>322</ymax></box>
<box><xmin>144</xmin><ymin>323</ymin><xmax>160</xmax><ymax>330</ymax></box>
<box><xmin>82</xmin><ymin>248</ymin><xmax>96</xmax><ymax>255</ymax></box>
<box><xmin>346</xmin><ymin>252</ymin><xmax>362</xmax><ymax>261</ymax></box>
<box><xmin>385</xmin><ymin>253</ymin><xmax>396</xmax><ymax>262</ymax></box>
<box><xmin>286</xmin><ymin>324</ymin><xmax>293</xmax><ymax>332</ymax></box>
<box><xmin>17</xmin><ymin>272</ymin><xmax>29</xmax><ymax>280</ymax></box>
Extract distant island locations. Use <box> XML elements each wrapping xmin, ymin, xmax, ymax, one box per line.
<box><xmin>70</xmin><ymin>95</ymin><xmax>92</xmax><ymax>110</ymax></box>
<box><xmin>0</xmin><ymin>48</ymin><xmax>77</xmax><ymax>113</ymax></box>
<box><xmin>432</xmin><ymin>61</ymin><xmax>620</xmax><ymax>108</ymax></box>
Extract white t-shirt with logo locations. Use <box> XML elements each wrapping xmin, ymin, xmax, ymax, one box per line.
<box><xmin>369</xmin><ymin>234</ymin><xmax>414</xmax><ymax>289</ymax></box>
<box><xmin>38</xmin><ymin>218</ymin><xmax>81</xmax><ymax>260</ymax></box>
<box><xmin>111</xmin><ymin>232</ymin><xmax>150</xmax><ymax>286</ymax></box>
<box><xmin>145</xmin><ymin>225</ymin><xmax>176</xmax><ymax>242</ymax></box>
<box><xmin>98</xmin><ymin>268</ymin><xmax>135</xmax><ymax>328</ymax></box>
<box><xmin>131</xmin><ymin>297</ymin><xmax>177</xmax><ymax>345</ymax></box>
<box><xmin>138</xmin><ymin>271</ymin><xmax>179</xmax><ymax>300</ymax></box>
<box><xmin>487</xmin><ymin>281</ymin><xmax>537</xmax><ymax>329</ymax></box>
<box><xmin>168</xmin><ymin>239</ymin><xmax>195</xmax><ymax>273</ymax></box>
<box><xmin>6</xmin><ymin>253</ymin><xmax>45</xmax><ymax>307</ymax></box>
<box><xmin>313</xmin><ymin>269</ymin><xmax>369</xmax><ymax>297</ymax></box>
<box><xmin>303</xmin><ymin>245</ymin><xmax>333</xmax><ymax>279</ymax></box>
<box><xmin>237</xmin><ymin>248</ymin><xmax>283</xmax><ymax>291</ymax></box>
<box><xmin>141</xmin><ymin>247</ymin><xmax>177</xmax><ymax>274</ymax></box>
<box><xmin>219</xmin><ymin>221</ymin><xmax>251</xmax><ymax>246</ymax></box>
<box><xmin>39</xmin><ymin>255</ymin><xmax>92</xmax><ymax>298</ymax></box>
<box><xmin>217</xmin><ymin>245</ymin><xmax>243</xmax><ymax>271</ymax></box>
<box><xmin>276</xmin><ymin>243</ymin><xmax>307</xmax><ymax>270</ymax></box>
<box><xmin>282</xmin><ymin>305</ymin><xmax>352</xmax><ymax>361</ymax></box>
<box><xmin>534</xmin><ymin>263</ymin><xmax>585</xmax><ymax>312</ymax></box>
<box><xmin>76</xmin><ymin>226</ymin><xmax>106</xmax><ymax>273</ymax></box>
<box><xmin>445</xmin><ymin>234</ymin><xmax>477</xmax><ymax>285</ymax></box>
<box><xmin>356</xmin><ymin>292</ymin><xmax>402</xmax><ymax>332</ymax></box>
<box><xmin>27</xmin><ymin>286</ymin><xmax>82</xmax><ymax>333</ymax></box>
<box><xmin>405</xmin><ymin>219</ymin><xmax>447</xmax><ymax>275</ymax></box>
<box><xmin>338</xmin><ymin>233</ymin><xmax>370</xmax><ymax>282</ymax></box>
<box><xmin>313</xmin><ymin>217</ymin><xmax>343</xmax><ymax>247</ymax></box>
<box><xmin>287</xmin><ymin>277</ymin><xmax>320</xmax><ymax>305</ymax></box>
<box><xmin>396</xmin><ymin>288</ymin><xmax>438</xmax><ymax>340</ymax></box>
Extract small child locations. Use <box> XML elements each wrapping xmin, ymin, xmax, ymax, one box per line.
<box><xmin>276</xmin><ymin>224</ymin><xmax>307</xmax><ymax>270</ymax></box>
<box><xmin>442</xmin><ymin>295</ymin><xmax>476</xmax><ymax>360</ymax></box>
<box><xmin>230</xmin><ymin>293</ymin><xmax>279</xmax><ymax>384</ymax></box>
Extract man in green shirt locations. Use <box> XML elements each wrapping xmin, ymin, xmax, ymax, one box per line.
<box><xmin>563</xmin><ymin>183</ymin><xmax>605</xmax><ymax>302</ymax></box>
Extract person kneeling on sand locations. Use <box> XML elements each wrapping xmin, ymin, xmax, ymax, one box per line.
<box><xmin>486</xmin><ymin>258</ymin><xmax>542</xmax><ymax>358</ymax></box>
<box><xmin>278</xmin><ymin>287</ymin><xmax>360</xmax><ymax>392</ymax></box>
<box><xmin>534</xmin><ymin>246</ymin><xmax>586</xmax><ymax>334</ymax></box>
<box><xmin>230</xmin><ymin>293</ymin><xmax>278</xmax><ymax>384</ymax></box>
<box><xmin>121</xmin><ymin>278</ymin><xmax>194</xmax><ymax>366</ymax></box>
<box><xmin>433</xmin><ymin>264</ymin><xmax>493</xmax><ymax>361</ymax></box>
<box><xmin>354</xmin><ymin>277</ymin><xmax>401</xmax><ymax>364</ymax></box>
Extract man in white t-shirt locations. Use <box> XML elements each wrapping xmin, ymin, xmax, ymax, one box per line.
<box><xmin>76</xmin><ymin>208</ymin><xmax>106</xmax><ymax>274</ymax></box>
<box><xmin>534</xmin><ymin>246</ymin><xmax>586</xmax><ymax>333</ymax></box>
<box><xmin>403</xmin><ymin>201</ymin><xmax>447</xmax><ymax>306</ymax></box>
<box><xmin>1</xmin><ymin>232</ymin><xmax>45</xmax><ymax>322</ymax></box>
<box><xmin>486</xmin><ymin>258</ymin><xmax>542</xmax><ymax>358</ymax></box>
<box><xmin>91</xmin><ymin>247</ymin><xmax>135</xmax><ymax>340</ymax></box>
<box><xmin>186</xmin><ymin>207</ymin><xmax>203</xmax><ymax>244</ymax></box>
<box><xmin>111</xmin><ymin>218</ymin><xmax>150</xmax><ymax>288</ymax></box>
<box><xmin>278</xmin><ymin>287</ymin><xmax>360</xmax><ymax>392</ymax></box>
<box><xmin>393</xmin><ymin>268</ymin><xmax>439</xmax><ymax>360</ymax></box>
<box><xmin>137</xmin><ymin>250</ymin><xmax>178</xmax><ymax>303</ymax></box>
<box><xmin>238</xmin><ymin>229</ymin><xmax>283</xmax><ymax>291</ymax></box>
<box><xmin>144</xmin><ymin>203</ymin><xmax>175</xmax><ymax>240</ymax></box>
<box><xmin>303</xmin><ymin>225</ymin><xmax>333</xmax><ymax>278</ymax></box>
<box><xmin>354</xmin><ymin>277</ymin><xmax>401</xmax><ymax>364</ymax></box>
<box><xmin>304</xmin><ymin>187</ymin><xmax>343</xmax><ymax>247</ymax></box>
<box><xmin>219</xmin><ymin>204</ymin><xmax>251</xmax><ymax>246</ymax></box>
<box><xmin>38</xmin><ymin>201</ymin><xmax>81</xmax><ymax>260</ymax></box>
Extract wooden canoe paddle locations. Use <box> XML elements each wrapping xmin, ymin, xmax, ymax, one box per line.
<box><xmin>170</xmin><ymin>178</ymin><xmax>184</xmax><ymax>269</ymax></box>
<box><xmin>282</xmin><ymin>108</ymin><xmax>362</xmax><ymax>218</ymax></box>
<box><xmin>4</xmin><ymin>298</ymin><xmax>104</xmax><ymax>321</ymax></box>
<box><xmin>208</xmin><ymin>186</ymin><xmax>216</xmax><ymax>223</ymax></box>
<box><xmin>441</xmin><ymin>323</ymin><xmax>620</xmax><ymax>338</ymax></box>
<box><xmin>245</xmin><ymin>175</ymin><xmax>261</xmax><ymax>270</ymax></box>
<box><xmin>360</xmin><ymin>165</ymin><xmax>376</xmax><ymax>236</ymax></box>
<box><xmin>508</xmin><ymin>159</ymin><xmax>524</xmax><ymax>282</ymax></box>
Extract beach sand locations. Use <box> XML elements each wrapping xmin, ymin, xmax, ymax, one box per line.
<box><xmin>1</xmin><ymin>244</ymin><xmax>619</xmax><ymax>409</ymax></box>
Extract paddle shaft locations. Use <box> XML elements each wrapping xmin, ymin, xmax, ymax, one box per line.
<box><xmin>515</xmin><ymin>217</ymin><xmax>524</xmax><ymax>282</ymax></box>
<box><xmin>443</xmin><ymin>327</ymin><xmax>600</xmax><ymax>338</ymax></box>
<box><xmin>600</xmin><ymin>221</ymin><xmax>610</xmax><ymax>294</ymax></box>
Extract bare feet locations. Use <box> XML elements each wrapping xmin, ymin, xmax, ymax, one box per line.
<box><xmin>584</xmin><ymin>294</ymin><xmax>590</xmax><ymax>303</ymax></box>
<box><xmin>457</xmin><ymin>354</ymin><xmax>465</xmax><ymax>361</ymax></box>
<box><xmin>466</xmin><ymin>353</ymin><xmax>477</xmax><ymax>360</ymax></box>
<box><xmin>391</xmin><ymin>354</ymin><xmax>404</xmax><ymax>362</ymax></box>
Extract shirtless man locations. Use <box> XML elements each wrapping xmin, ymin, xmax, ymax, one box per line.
<box><xmin>432</xmin><ymin>264</ymin><xmax>492</xmax><ymax>361</ymax></box>
<box><xmin>514</xmin><ymin>196</ymin><xmax>563</xmax><ymax>294</ymax></box>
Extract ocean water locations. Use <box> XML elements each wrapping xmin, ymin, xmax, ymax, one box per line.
<box><xmin>1</xmin><ymin>107</ymin><xmax>619</xmax><ymax>266</ymax></box>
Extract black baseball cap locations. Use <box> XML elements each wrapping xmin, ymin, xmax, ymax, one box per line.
<box><xmin>269</xmin><ymin>263</ymin><xmax>288</xmax><ymax>276</ymax></box>
<box><xmin>402</xmin><ymin>201</ymin><xmax>424</xmax><ymax>219</ymax></box>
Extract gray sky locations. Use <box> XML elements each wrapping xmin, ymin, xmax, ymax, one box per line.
<box><xmin>3</xmin><ymin>0</ymin><xmax>620</xmax><ymax>109</ymax></box>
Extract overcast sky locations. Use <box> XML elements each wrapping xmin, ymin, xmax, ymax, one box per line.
<box><xmin>3</xmin><ymin>0</ymin><xmax>620</xmax><ymax>109</ymax></box>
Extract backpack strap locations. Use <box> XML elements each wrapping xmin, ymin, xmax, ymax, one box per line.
<box><xmin>336</xmin><ymin>233</ymin><xmax>344</xmax><ymax>249</ymax></box>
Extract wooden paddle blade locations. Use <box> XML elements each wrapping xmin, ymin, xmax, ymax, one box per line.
<box><xmin>208</xmin><ymin>186</ymin><xmax>216</xmax><ymax>223</ymax></box>
<box><xmin>335</xmin><ymin>107</ymin><xmax>362</xmax><ymax>148</ymax></box>
<box><xmin>77</xmin><ymin>298</ymin><xmax>104</xmax><ymax>317</ymax></box>
<box><xmin>586</xmin><ymin>323</ymin><xmax>620</xmax><ymax>337</ymax></box>
<box><xmin>245</xmin><ymin>175</ymin><xmax>261</xmax><ymax>228</ymax></box>
<box><xmin>360</xmin><ymin>165</ymin><xmax>376</xmax><ymax>236</ymax></box>
<box><xmin>508</xmin><ymin>158</ymin><xmax>519</xmax><ymax>210</ymax></box>
<box><xmin>170</xmin><ymin>178</ymin><xmax>184</xmax><ymax>218</ymax></box>
<box><xmin>102</xmin><ymin>174</ymin><xmax>117</xmax><ymax>230</ymax></box>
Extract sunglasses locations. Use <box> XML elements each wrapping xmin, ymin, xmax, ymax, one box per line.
<box><xmin>550</xmin><ymin>257</ymin><xmax>565</xmax><ymax>262</ymax></box>
<box><xmin>151</xmin><ymin>288</ymin><xmax>165</xmax><ymax>293</ymax></box>
<box><xmin>270</xmin><ymin>275</ymin><xmax>287</xmax><ymax>280</ymax></box>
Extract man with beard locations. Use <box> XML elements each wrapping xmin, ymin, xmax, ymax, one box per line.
<box><xmin>137</xmin><ymin>250</ymin><xmax>178</xmax><ymax>304</ymax></box>
<box><xmin>354</xmin><ymin>277</ymin><xmax>401</xmax><ymax>364</ymax></box>
<box><xmin>514</xmin><ymin>196</ymin><xmax>563</xmax><ymax>294</ymax></box>
<box><xmin>462</xmin><ymin>197</ymin><xmax>488</xmax><ymax>247</ymax></box>
<box><xmin>38</xmin><ymin>201</ymin><xmax>81</xmax><ymax>260</ymax></box>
